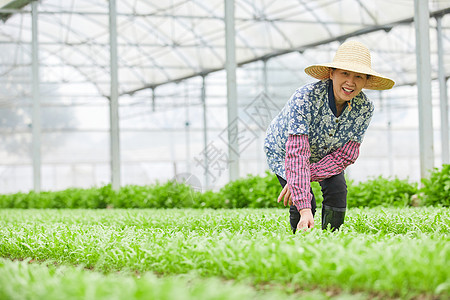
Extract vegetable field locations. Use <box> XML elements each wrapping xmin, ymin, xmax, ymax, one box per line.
<box><xmin>0</xmin><ymin>207</ymin><xmax>449</xmax><ymax>299</ymax></box>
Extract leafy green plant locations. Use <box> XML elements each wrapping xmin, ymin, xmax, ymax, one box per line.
<box><xmin>218</xmin><ymin>171</ymin><xmax>281</xmax><ymax>208</ymax></box>
<box><xmin>0</xmin><ymin>258</ymin><xmax>307</xmax><ymax>300</ymax></box>
<box><xmin>0</xmin><ymin>208</ymin><xmax>448</xmax><ymax>298</ymax></box>
<box><xmin>419</xmin><ymin>164</ymin><xmax>450</xmax><ymax>207</ymax></box>
<box><xmin>347</xmin><ymin>176</ymin><xmax>418</xmax><ymax>208</ymax></box>
<box><xmin>0</xmin><ymin>172</ymin><xmax>441</xmax><ymax>209</ymax></box>
<box><xmin>311</xmin><ymin>181</ymin><xmax>323</xmax><ymax>206</ymax></box>
<box><xmin>192</xmin><ymin>189</ymin><xmax>223</xmax><ymax>209</ymax></box>
<box><xmin>218</xmin><ymin>172</ymin><xmax>324</xmax><ymax>209</ymax></box>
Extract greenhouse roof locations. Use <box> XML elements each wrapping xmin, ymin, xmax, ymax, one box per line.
<box><xmin>1</xmin><ymin>0</ymin><xmax>450</xmax><ymax>98</ymax></box>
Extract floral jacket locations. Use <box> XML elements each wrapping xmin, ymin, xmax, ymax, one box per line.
<box><xmin>264</xmin><ymin>79</ymin><xmax>374</xmax><ymax>180</ymax></box>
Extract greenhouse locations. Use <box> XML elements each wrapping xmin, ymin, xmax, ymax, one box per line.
<box><xmin>0</xmin><ymin>0</ymin><xmax>449</xmax><ymax>193</ymax></box>
<box><xmin>1</xmin><ymin>1</ymin><xmax>450</xmax><ymax>299</ymax></box>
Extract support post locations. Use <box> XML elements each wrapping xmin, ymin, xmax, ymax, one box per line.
<box><xmin>109</xmin><ymin>0</ymin><xmax>121</xmax><ymax>190</ymax></box>
<box><xmin>201</xmin><ymin>76</ymin><xmax>209</xmax><ymax>188</ymax></box>
<box><xmin>151</xmin><ymin>88</ymin><xmax>156</xmax><ymax>112</ymax></box>
<box><xmin>382</xmin><ymin>91</ymin><xmax>394</xmax><ymax>176</ymax></box>
<box><xmin>262</xmin><ymin>59</ymin><xmax>268</xmax><ymax>94</ymax></box>
<box><xmin>437</xmin><ymin>16</ymin><xmax>449</xmax><ymax>164</ymax></box>
<box><xmin>185</xmin><ymin>82</ymin><xmax>191</xmax><ymax>174</ymax></box>
<box><xmin>414</xmin><ymin>0</ymin><xmax>434</xmax><ymax>178</ymax></box>
<box><xmin>31</xmin><ymin>0</ymin><xmax>41</xmax><ymax>193</ymax></box>
<box><xmin>258</xmin><ymin>60</ymin><xmax>269</xmax><ymax>174</ymax></box>
<box><xmin>225</xmin><ymin>0</ymin><xmax>239</xmax><ymax>181</ymax></box>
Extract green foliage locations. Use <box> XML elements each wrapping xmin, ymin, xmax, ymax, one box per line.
<box><xmin>311</xmin><ymin>182</ymin><xmax>323</xmax><ymax>206</ymax></box>
<box><xmin>0</xmin><ymin>258</ymin><xmax>304</xmax><ymax>300</ymax></box>
<box><xmin>0</xmin><ymin>169</ymin><xmax>443</xmax><ymax>209</ymax></box>
<box><xmin>218</xmin><ymin>172</ymin><xmax>281</xmax><ymax>208</ymax></box>
<box><xmin>192</xmin><ymin>190</ymin><xmax>222</xmax><ymax>209</ymax></box>
<box><xmin>113</xmin><ymin>181</ymin><xmax>195</xmax><ymax>209</ymax></box>
<box><xmin>0</xmin><ymin>208</ymin><xmax>449</xmax><ymax>299</ymax></box>
<box><xmin>347</xmin><ymin>176</ymin><xmax>418</xmax><ymax>208</ymax></box>
<box><xmin>419</xmin><ymin>164</ymin><xmax>450</xmax><ymax>207</ymax></box>
<box><xmin>0</xmin><ymin>186</ymin><xmax>114</xmax><ymax>209</ymax></box>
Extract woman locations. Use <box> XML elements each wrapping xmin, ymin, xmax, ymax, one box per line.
<box><xmin>264</xmin><ymin>41</ymin><xmax>394</xmax><ymax>234</ymax></box>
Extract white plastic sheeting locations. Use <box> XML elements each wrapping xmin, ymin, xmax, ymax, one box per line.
<box><xmin>2</xmin><ymin>0</ymin><xmax>449</xmax><ymax>94</ymax></box>
<box><xmin>0</xmin><ymin>0</ymin><xmax>449</xmax><ymax>193</ymax></box>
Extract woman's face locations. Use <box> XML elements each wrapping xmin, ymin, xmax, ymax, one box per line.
<box><xmin>330</xmin><ymin>68</ymin><xmax>368</xmax><ymax>103</ymax></box>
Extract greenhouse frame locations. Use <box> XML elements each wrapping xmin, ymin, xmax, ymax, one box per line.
<box><xmin>0</xmin><ymin>0</ymin><xmax>449</xmax><ymax>193</ymax></box>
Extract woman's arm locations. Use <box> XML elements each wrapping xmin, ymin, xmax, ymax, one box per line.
<box><xmin>285</xmin><ymin>134</ymin><xmax>315</xmax><ymax>230</ymax></box>
<box><xmin>285</xmin><ymin>134</ymin><xmax>312</xmax><ymax>210</ymax></box>
<box><xmin>310</xmin><ymin>140</ymin><xmax>360</xmax><ymax>182</ymax></box>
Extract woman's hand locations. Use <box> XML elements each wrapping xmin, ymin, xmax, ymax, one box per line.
<box><xmin>277</xmin><ymin>185</ymin><xmax>292</xmax><ymax>206</ymax></box>
<box><xmin>297</xmin><ymin>208</ymin><xmax>314</xmax><ymax>231</ymax></box>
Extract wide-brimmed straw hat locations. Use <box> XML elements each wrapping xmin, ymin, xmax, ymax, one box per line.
<box><xmin>304</xmin><ymin>41</ymin><xmax>395</xmax><ymax>90</ymax></box>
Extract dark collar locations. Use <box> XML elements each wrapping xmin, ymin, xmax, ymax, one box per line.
<box><xmin>328</xmin><ymin>80</ymin><xmax>338</xmax><ymax>117</ymax></box>
<box><xmin>328</xmin><ymin>80</ymin><xmax>351</xmax><ymax>117</ymax></box>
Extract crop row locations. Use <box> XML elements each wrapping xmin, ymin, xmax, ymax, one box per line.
<box><xmin>1</xmin><ymin>208</ymin><xmax>449</xmax><ymax>299</ymax></box>
<box><xmin>1</xmin><ymin>207</ymin><xmax>449</xmax><ymax>235</ymax></box>
<box><xmin>1</xmin><ymin>164</ymin><xmax>449</xmax><ymax>209</ymax></box>
<box><xmin>1</xmin><ymin>258</ymin><xmax>314</xmax><ymax>300</ymax></box>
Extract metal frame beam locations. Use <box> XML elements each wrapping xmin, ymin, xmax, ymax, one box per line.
<box><xmin>201</xmin><ymin>75</ymin><xmax>209</xmax><ymax>188</ymax></box>
<box><xmin>109</xmin><ymin>0</ymin><xmax>120</xmax><ymax>190</ymax></box>
<box><xmin>120</xmin><ymin>7</ymin><xmax>450</xmax><ymax>95</ymax></box>
<box><xmin>437</xmin><ymin>16</ymin><xmax>449</xmax><ymax>164</ymax></box>
<box><xmin>225</xmin><ymin>0</ymin><xmax>239</xmax><ymax>181</ymax></box>
<box><xmin>31</xmin><ymin>0</ymin><xmax>40</xmax><ymax>192</ymax></box>
<box><xmin>414</xmin><ymin>0</ymin><xmax>434</xmax><ymax>178</ymax></box>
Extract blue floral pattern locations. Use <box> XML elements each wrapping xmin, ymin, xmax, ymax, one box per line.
<box><xmin>264</xmin><ymin>79</ymin><xmax>374</xmax><ymax>179</ymax></box>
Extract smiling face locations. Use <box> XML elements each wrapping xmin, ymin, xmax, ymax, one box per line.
<box><xmin>330</xmin><ymin>68</ymin><xmax>368</xmax><ymax>103</ymax></box>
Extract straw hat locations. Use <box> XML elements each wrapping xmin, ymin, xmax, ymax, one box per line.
<box><xmin>304</xmin><ymin>41</ymin><xmax>395</xmax><ymax>90</ymax></box>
